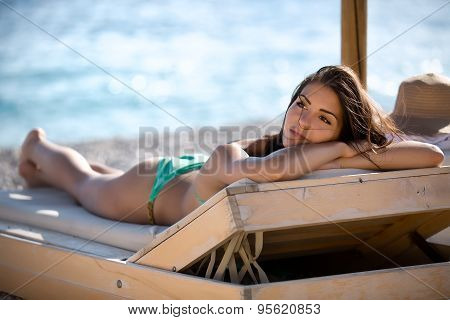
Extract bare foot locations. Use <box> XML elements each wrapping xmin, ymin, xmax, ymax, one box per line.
<box><xmin>18</xmin><ymin>128</ymin><xmax>47</xmax><ymax>187</ymax></box>
<box><xmin>18</xmin><ymin>160</ymin><xmax>49</xmax><ymax>188</ymax></box>
<box><xmin>19</xmin><ymin>128</ymin><xmax>46</xmax><ymax>162</ymax></box>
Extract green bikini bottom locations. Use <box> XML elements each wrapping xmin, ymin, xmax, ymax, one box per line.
<box><xmin>147</xmin><ymin>154</ymin><xmax>208</xmax><ymax>224</ymax></box>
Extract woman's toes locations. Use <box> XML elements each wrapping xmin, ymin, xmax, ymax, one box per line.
<box><xmin>19</xmin><ymin>128</ymin><xmax>46</xmax><ymax>164</ymax></box>
<box><xmin>25</xmin><ymin>128</ymin><xmax>46</xmax><ymax>146</ymax></box>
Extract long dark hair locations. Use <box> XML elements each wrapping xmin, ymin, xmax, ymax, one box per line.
<box><xmin>240</xmin><ymin>65</ymin><xmax>404</xmax><ymax>168</ymax></box>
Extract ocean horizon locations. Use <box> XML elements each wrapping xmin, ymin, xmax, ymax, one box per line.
<box><xmin>0</xmin><ymin>0</ymin><xmax>448</xmax><ymax>148</ymax></box>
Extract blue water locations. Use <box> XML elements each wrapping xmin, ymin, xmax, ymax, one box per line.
<box><xmin>0</xmin><ymin>0</ymin><xmax>448</xmax><ymax>147</ymax></box>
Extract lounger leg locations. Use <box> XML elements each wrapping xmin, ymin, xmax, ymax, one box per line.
<box><xmin>411</xmin><ymin>231</ymin><xmax>446</xmax><ymax>263</ymax></box>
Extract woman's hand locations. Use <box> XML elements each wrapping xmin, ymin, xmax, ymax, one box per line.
<box><xmin>339</xmin><ymin>140</ymin><xmax>444</xmax><ymax>170</ymax></box>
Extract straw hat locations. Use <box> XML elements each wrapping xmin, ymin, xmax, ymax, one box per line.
<box><xmin>389</xmin><ymin>73</ymin><xmax>450</xmax><ymax>135</ymax></box>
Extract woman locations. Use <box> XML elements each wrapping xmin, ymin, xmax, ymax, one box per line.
<box><xmin>18</xmin><ymin>66</ymin><xmax>445</xmax><ymax>226</ymax></box>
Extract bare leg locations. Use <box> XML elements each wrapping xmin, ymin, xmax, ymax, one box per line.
<box><xmin>18</xmin><ymin>128</ymin><xmax>158</xmax><ymax>224</ymax></box>
<box><xmin>18</xmin><ymin>128</ymin><xmax>97</xmax><ymax>194</ymax></box>
<box><xmin>88</xmin><ymin>162</ymin><xmax>124</xmax><ymax>175</ymax></box>
<box><xmin>19</xmin><ymin>159</ymin><xmax>123</xmax><ymax>188</ymax></box>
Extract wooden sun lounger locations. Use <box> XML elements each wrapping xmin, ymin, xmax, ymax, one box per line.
<box><xmin>0</xmin><ymin>164</ymin><xmax>449</xmax><ymax>299</ymax></box>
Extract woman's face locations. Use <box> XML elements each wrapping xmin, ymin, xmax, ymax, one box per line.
<box><xmin>282</xmin><ymin>82</ymin><xmax>344</xmax><ymax>147</ymax></box>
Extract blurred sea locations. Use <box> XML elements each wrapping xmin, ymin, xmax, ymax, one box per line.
<box><xmin>0</xmin><ymin>0</ymin><xmax>448</xmax><ymax>147</ymax></box>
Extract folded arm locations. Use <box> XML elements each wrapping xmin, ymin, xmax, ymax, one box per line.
<box><xmin>199</xmin><ymin>141</ymin><xmax>348</xmax><ymax>190</ymax></box>
<box><xmin>324</xmin><ymin>141</ymin><xmax>445</xmax><ymax>171</ymax></box>
<box><xmin>232</xmin><ymin>141</ymin><xmax>349</xmax><ymax>183</ymax></box>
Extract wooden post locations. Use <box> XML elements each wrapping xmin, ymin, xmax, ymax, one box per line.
<box><xmin>341</xmin><ymin>0</ymin><xmax>367</xmax><ymax>88</ymax></box>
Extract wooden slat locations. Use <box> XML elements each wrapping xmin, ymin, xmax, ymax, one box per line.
<box><xmin>234</xmin><ymin>166</ymin><xmax>449</xmax><ymax>194</ymax></box>
<box><xmin>260</xmin><ymin>219</ymin><xmax>397</xmax><ymax>260</ymax></box>
<box><xmin>3</xmin><ymin>231</ymin><xmax>447</xmax><ymax>300</ymax></box>
<box><xmin>1</xmin><ymin>228</ymin><xmax>448</xmax><ymax>300</ymax></box>
<box><xmin>0</xmin><ymin>233</ymin><xmax>243</xmax><ymax>299</ymax></box>
<box><xmin>235</xmin><ymin>173</ymin><xmax>450</xmax><ymax>232</ymax></box>
<box><xmin>132</xmin><ymin>197</ymin><xmax>243</xmax><ymax>272</ymax></box>
<box><xmin>427</xmin><ymin>227</ymin><xmax>450</xmax><ymax>259</ymax></box>
<box><xmin>225</xmin><ymin>178</ymin><xmax>259</xmax><ymax>195</ymax></box>
<box><xmin>131</xmin><ymin>168</ymin><xmax>448</xmax><ymax>272</ymax></box>
<box><xmin>341</xmin><ymin>0</ymin><xmax>367</xmax><ymax>88</ymax></box>
<box><xmin>390</xmin><ymin>239</ymin><xmax>432</xmax><ymax>266</ymax></box>
<box><xmin>371</xmin><ymin>213</ymin><xmax>450</xmax><ymax>264</ymax></box>
<box><xmin>250</xmin><ymin>262</ymin><xmax>450</xmax><ymax>299</ymax></box>
<box><xmin>263</xmin><ymin>215</ymin><xmax>399</xmax><ymax>244</ymax></box>
<box><xmin>128</xmin><ymin>187</ymin><xmax>229</xmax><ymax>262</ymax></box>
<box><xmin>0</xmin><ymin>264</ymin><xmax>126</xmax><ymax>300</ymax></box>
<box><xmin>357</xmin><ymin>211</ymin><xmax>445</xmax><ymax>254</ymax></box>
<box><xmin>358</xmin><ymin>211</ymin><xmax>449</xmax><ymax>265</ymax></box>
<box><xmin>427</xmin><ymin>227</ymin><xmax>450</xmax><ymax>246</ymax></box>
<box><xmin>0</xmin><ymin>219</ymin><xmax>133</xmax><ymax>260</ymax></box>
<box><xmin>262</xmin><ymin>236</ymin><xmax>363</xmax><ymax>259</ymax></box>
<box><xmin>417</xmin><ymin>213</ymin><xmax>450</xmax><ymax>239</ymax></box>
